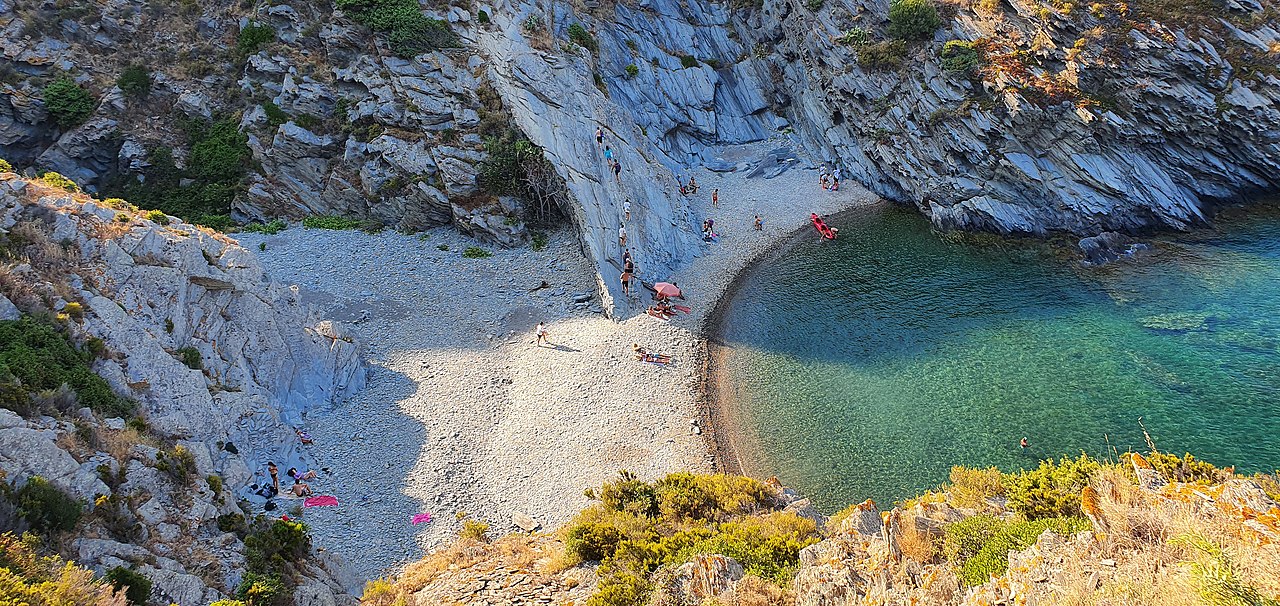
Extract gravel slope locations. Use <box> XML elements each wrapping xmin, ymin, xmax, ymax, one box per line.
<box><xmin>234</xmin><ymin>140</ymin><xmax>877</xmax><ymax>583</ymax></box>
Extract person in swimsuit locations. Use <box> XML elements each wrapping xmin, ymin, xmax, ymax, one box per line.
<box><xmin>754</xmin><ymin>215</ymin><xmax>763</xmax><ymax>231</ymax></box>
<box><xmin>288</xmin><ymin>467</ymin><xmax>317</xmax><ymax>481</ymax></box>
<box><xmin>535</xmin><ymin>322</ymin><xmax>548</xmax><ymax>346</ymax></box>
<box><xmin>711</xmin><ymin>188</ymin><xmax>719</xmax><ymax>208</ymax></box>
<box><xmin>623</xmin><ymin>199</ymin><xmax>631</xmax><ymax>221</ymax></box>
<box><xmin>618</xmin><ymin>224</ymin><xmax>627</xmax><ymax>247</ymax></box>
<box><xmin>1020</xmin><ymin>437</ymin><xmax>1029</xmax><ymax>449</ymax></box>
<box><xmin>267</xmin><ymin>462</ymin><xmax>280</xmax><ymax>494</ymax></box>
<box><xmin>595</xmin><ymin>126</ymin><xmax>603</xmax><ymax>146</ymax></box>
<box><xmin>621</xmin><ymin>269</ymin><xmax>632</xmax><ymax>296</ymax></box>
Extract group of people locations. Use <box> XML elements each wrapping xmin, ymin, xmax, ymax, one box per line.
<box><xmin>679</xmin><ymin>175</ymin><xmax>699</xmax><ymax>196</ymax></box>
<box><xmin>255</xmin><ymin>455</ymin><xmax>321</xmax><ymax>503</ymax></box>
<box><xmin>597</xmin><ymin>128</ymin><xmax>624</xmax><ymax>183</ymax></box>
<box><xmin>819</xmin><ymin>165</ymin><xmax>842</xmax><ymax>191</ymax></box>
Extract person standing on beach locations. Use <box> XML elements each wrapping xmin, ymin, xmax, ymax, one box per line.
<box><xmin>623</xmin><ymin>199</ymin><xmax>631</xmax><ymax>222</ymax></box>
<box><xmin>536</xmin><ymin>321</ymin><xmax>549</xmax><ymax>346</ymax></box>
<box><xmin>711</xmin><ymin>188</ymin><xmax>719</xmax><ymax>209</ymax></box>
<box><xmin>619</xmin><ymin>224</ymin><xmax>627</xmax><ymax>247</ymax></box>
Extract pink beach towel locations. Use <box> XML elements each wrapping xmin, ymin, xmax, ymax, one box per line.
<box><xmin>304</xmin><ymin>495</ymin><xmax>338</xmax><ymax>507</ymax></box>
<box><xmin>411</xmin><ymin>513</ymin><xmax>433</xmax><ymax>525</ymax></box>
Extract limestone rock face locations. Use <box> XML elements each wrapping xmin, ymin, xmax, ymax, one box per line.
<box><xmin>0</xmin><ymin>175</ymin><xmax>364</xmax><ymax>604</ymax></box>
<box><xmin>735</xmin><ymin>0</ymin><xmax>1280</xmax><ymax>234</ymax></box>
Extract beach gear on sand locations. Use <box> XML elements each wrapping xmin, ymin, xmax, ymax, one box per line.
<box><xmin>411</xmin><ymin>513</ymin><xmax>433</xmax><ymax>525</ymax></box>
<box><xmin>654</xmin><ymin>282</ymin><xmax>681</xmax><ymax>298</ymax></box>
<box><xmin>304</xmin><ymin>495</ymin><xmax>338</xmax><ymax>507</ymax></box>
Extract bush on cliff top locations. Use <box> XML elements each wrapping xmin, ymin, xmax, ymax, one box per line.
<box><xmin>565</xmin><ymin>471</ymin><xmax>816</xmax><ymax>606</ymax></box>
<box><xmin>1005</xmin><ymin>453</ymin><xmax>1100</xmax><ymax>519</ymax></box>
<box><xmin>944</xmin><ymin>514</ymin><xmax>1090</xmax><ymax>585</ymax></box>
<box><xmin>335</xmin><ymin>0</ymin><xmax>459</xmax><ymax>57</ymax></box>
<box><xmin>888</xmin><ymin>0</ymin><xmax>942</xmax><ymax>40</ymax></box>
<box><xmin>0</xmin><ymin>533</ymin><xmax>126</xmax><ymax>604</ymax></box>
<box><xmin>41</xmin><ymin>75</ymin><xmax>95</xmax><ymax>129</ymax></box>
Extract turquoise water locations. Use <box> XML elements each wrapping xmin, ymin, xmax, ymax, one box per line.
<box><xmin>717</xmin><ymin>203</ymin><xmax>1280</xmax><ymax>512</ymax></box>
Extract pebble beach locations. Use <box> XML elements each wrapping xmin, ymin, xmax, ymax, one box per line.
<box><xmin>234</xmin><ymin>142</ymin><xmax>878</xmax><ymax>581</ymax></box>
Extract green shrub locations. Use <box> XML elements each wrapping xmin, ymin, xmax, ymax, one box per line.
<box><xmin>523</xmin><ymin>14</ymin><xmax>544</xmax><ymax>33</ymax></box>
<box><xmin>679</xmin><ymin>55</ymin><xmax>698</xmax><ymax>69</ymax></box>
<box><xmin>217</xmin><ymin>512</ymin><xmax>247</xmax><ymax>533</ymax></box>
<box><xmin>624</xmin><ymin>64</ymin><xmax>639</xmax><ymax>79</ymax></box>
<box><xmin>335</xmin><ymin>0</ymin><xmax>460</xmax><ymax>57</ymax></box>
<box><xmin>155</xmin><ymin>445</ymin><xmax>198</xmax><ymax>484</ymax></box>
<box><xmin>940</xmin><ymin>40</ymin><xmax>983</xmax><ymax>73</ymax></box>
<box><xmin>807</xmin><ymin>0</ymin><xmax>824</xmax><ymax>9</ymax></box>
<box><xmin>0</xmin><ymin>159</ymin><xmax>11</xmax><ymax>172</ymax></box>
<box><xmin>1145</xmin><ymin>452</ymin><xmax>1226</xmax><ymax>485</ymax></box>
<box><xmin>207</xmin><ymin>474</ymin><xmax>223</xmax><ymax>496</ymax></box>
<box><xmin>567</xmin><ymin>23</ymin><xmax>598</xmax><ymax>53</ymax></box>
<box><xmin>857</xmin><ymin>40</ymin><xmax>908</xmax><ymax>69</ymax></box>
<box><xmin>15</xmin><ymin>476</ymin><xmax>82</xmax><ymax>534</ymax></box>
<box><xmin>946</xmin><ymin>465</ymin><xmax>1006</xmax><ymax>509</ymax></box>
<box><xmin>462</xmin><ymin>246</ymin><xmax>492</xmax><ymax>259</ymax></box>
<box><xmin>0</xmin><ymin>316</ymin><xmax>133</xmax><ymax>417</ymax></box>
<box><xmin>144</xmin><ymin>209</ymin><xmax>169</xmax><ymax>225</ymax></box>
<box><xmin>0</xmin><ymin>533</ymin><xmax>121</xmax><ymax>603</ymax></box>
<box><xmin>888</xmin><ymin>0</ymin><xmax>942</xmax><ymax>40</ymax></box>
<box><xmin>105</xmin><ymin>119</ymin><xmax>250</xmax><ymax>225</ymax></box>
<box><xmin>437</xmin><ymin>244</ymin><xmax>449</xmax><ymax>251</ymax></box>
<box><xmin>530</xmin><ymin>232</ymin><xmax>549</xmax><ymax>251</ymax></box>
<box><xmin>189</xmin><ymin>119</ymin><xmax>251</xmax><ymax>183</ymax></box>
<box><xmin>196</xmin><ymin>214</ymin><xmax>233</xmax><ymax>231</ymax></box>
<box><xmin>244</xmin><ymin>518</ymin><xmax>310</xmax><ymax>576</ymax></box>
<box><xmin>944</xmin><ymin>515</ymin><xmax>1091</xmax><ymax>585</ymax></box>
<box><xmin>237</xmin><ymin>22</ymin><xmax>275</xmax><ymax>56</ymax></box>
<box><xmin>242</xmin><ymin>219</ymin><xmax>287</xmax><ymax>234</ymax></box>
<box><xmin>476</xmin><ymin>9</ymin><xmax>490</xmax><ymax>24</ymax></box>
<box><xmin>568</xmin><ymin>472</ymin><xmax>795</xmax><ymax>605</ymax></box>
<box><xmin>106</xmin><ymin>566</ymin><xmax>152</xmax><ymax>606</ymax></box>
<box><xmin>460</xmin><ymin>519</ymin><xmax>490</xmax><ymax>541</ymax></box>
<box><xmin>235</xmin><ymin>572</ymin><xmax>285</xmax><ymax>606</ymax></box>
<box><xmin>176</xmin><ymin>346</ymin><xmax>202</xmax><ymax>370</ymax></box>
<box><xmin>116</xmin><ymin>65</ymin><xmax>151</xmax><ymax>97</ymax></box>
<box><xmin>1005</xmin><ymin>454</ymin><xmax>1101</xmax><ymax>519</ymax></box>
<box><xmin>837</xmin><ymin>27</ymin><xmax>871</xmax><ymax>46</ymax></box>
<box><xmin>39</xmin><ymin>171</ymin><xmax>79</xmax><ymax>192</ymax></box>
<box><xmin>41</xmin><ymin>75</ymin><xmax>95</xmax><ymax>128</ymax></box>
<box><xmin>302</xmin><ymin>215</ymin><xmax>364</xmax><ymax>230</ymax></box>
<box><xmin>262</xmin><ymin>102</ymin><xmax>289</xmax><ymax>130</ymax></box>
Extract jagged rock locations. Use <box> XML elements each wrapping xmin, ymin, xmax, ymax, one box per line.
<box><xmin>0</xmin><ymin>425</ymin><xmax>110</xmax><ymax>499</ymax></box>
<box><xmin>1079</xmin><ymin>232</ymin><xmax>1147</xmax><ymax>265</ymax></box>
<box><xmin>142</xmin><ymin>566</ymin><xmax>225</xmax><ymax>605</ymax></box>
<box><xmin>655</xmin><ymin>554</ymin><xmax>744</xmax><ymax>606</ymax></box>
<box><xmin>1130</xmin><ymin>453</ymin><xmax>1169</xmax><ymax>491</ymax></box>
<box><xmin>793</xmin><ymin>560</ymin><xmax>864</xmax><ymax>606</ymax></box>
<box><xmin>835</xmin><ymin>499</ymin><xmax>882</xmax><ymax>537</ymax></box>
<box><xmin>512</xmin><ymin>511</ymin><xmax>539</xmax><ymax>532</ymax></box>
<box><xmin>0</xmin><ymin>293</ymin><xmax>18</xmax><ymax>320</ymax></box>
<box><xmin>33</xmin><ymin>118</ymin><xmax>122</xmax><ymax>188</ymax></box>
<box><xmin>784</xmin><ymin>498</ymin><xmax>828</xmax><ymax>527</ymax></box>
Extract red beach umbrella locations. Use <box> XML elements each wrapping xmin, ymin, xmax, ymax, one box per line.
<box><xmin>654</xmin><ymin>282</ymin><xmax>681</xmax><ymax>298</ymax></box>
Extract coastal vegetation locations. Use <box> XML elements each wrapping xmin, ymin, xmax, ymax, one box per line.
<box><xmin>364</xmin><ymin>452</ymin><xmax>1280</xmax><ymax>605</ymax></box>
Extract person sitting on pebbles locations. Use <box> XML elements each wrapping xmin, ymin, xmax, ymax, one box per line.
<box><xmin>288</xmin><ymin>467</ymin><xmax>317</xmax><ymax>482</ymax></box>
<box><xmin>632</xmin><ymin>343</ymin><xmax>672</xmax><ymax>364</ymax></box>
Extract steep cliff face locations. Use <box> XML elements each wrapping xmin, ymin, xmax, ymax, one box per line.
<box><xmin>736</xmin><ymin>0</ymin><xmax>1280</xmax><ymax>233</ymax></box>
<box><xmin>0</xmin><ymin>173</ymin><xmax>364</xmax><ymax>603</ymax></box>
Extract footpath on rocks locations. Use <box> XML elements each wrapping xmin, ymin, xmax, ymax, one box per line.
<box><xmin>234</xmin><ymin>140</ymin><xmax>877</xmax><ymax>582</ymax></box>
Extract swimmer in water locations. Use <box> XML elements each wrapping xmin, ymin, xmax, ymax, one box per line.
<box><xmin>1020</xmin><ymin>437</ymin><xmax>1029</xmax><ymax>449</ymax></box>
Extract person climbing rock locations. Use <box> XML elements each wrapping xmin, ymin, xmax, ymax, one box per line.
<box><xmin>623</xmin><ymin>199</ymin><xmax>631</xmax><ymax>221</ymax></box>
<box><xmin>595</xmin><ymin>126</ymin><xmax>603</xmax><ymax>146</ymax></box>
<box><xmin>604</xmin><ymin>145</ymin><xmax>614</xmax><ymax>163</ymax></box>
<box><xmin>621</xmin><ymin>268</ymin><xmax>632</xmax><ymax>296</ymax></box>
<box><xmin>613</xmin><ymin>160</ymin><xmax>622</xmax><ymax>181</ymax></box>
<box><xmin>711</xmin><ymin>188</ymin><xmax>719</xmax><ymax>208</ymax></box>
<box><xmin>618</xmin><ymin>224</ymin><xmax>627</xmax><ymax>247</ymax></box>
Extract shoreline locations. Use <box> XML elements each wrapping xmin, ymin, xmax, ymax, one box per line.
<box><xmin>696</xmin><ymin>202</ymin><xmax>890</xmax><ymax>478</ymax></box>
<box><xmin>235</xmin><ymin>141</ymin><xmax>878</xmax><ymax>581</ymax></box>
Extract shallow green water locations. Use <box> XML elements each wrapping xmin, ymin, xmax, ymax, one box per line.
<box><xmin>717</xmin><ymin>203</ymin><xmax>1280</xmax><ymax>512</ymax></box>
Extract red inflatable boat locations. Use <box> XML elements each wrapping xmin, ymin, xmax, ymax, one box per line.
<box><xmin>811</xmin><ymin>213</ymin><xmax>837</xmax><ymax>240</ymax></box>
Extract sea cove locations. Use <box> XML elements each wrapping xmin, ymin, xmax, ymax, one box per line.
<box><xmin>717</xmin><ymin>203</ymin><xmax>1280</xmax><ymax>512</ymax></box>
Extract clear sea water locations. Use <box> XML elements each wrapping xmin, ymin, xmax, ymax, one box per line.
<box><xmin>716</xmin><ymin>202</ymin><xmax>1280</xmax><ymax>512</ymax></box>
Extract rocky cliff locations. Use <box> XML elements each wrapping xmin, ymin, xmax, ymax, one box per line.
<box><xmin>6</xmin><ymin>0</ymin><xmax>1274</xmax><ymax>314</ymax></box>
<box><xmin>736</xmin><ymin>0</ymin><xmax>1280</xmax><ymax>233</ymax></box>
<box><xmin>0</xmin><ymin>172</ymin><xmax>365</xmax><ymax>604</ymax></box>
